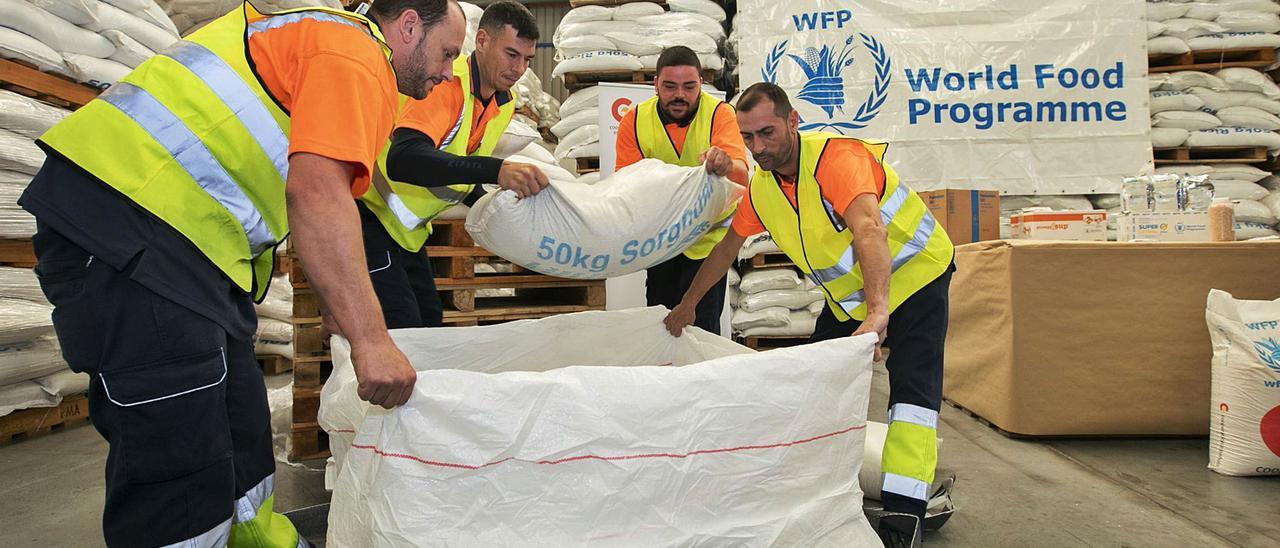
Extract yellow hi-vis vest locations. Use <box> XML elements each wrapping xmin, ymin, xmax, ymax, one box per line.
<box><xmin>750</xmin><ymin>132</ymin><xmax>954</xmax><ymax>322</ymax></box>
<box><xmin>361</xmin><ymin>54</ymin><xmax>518</xmax><ymax>252</ymax></box>
<box><xmin>634</xmin><ymin>91</ymin><xmax>737</xmax><ymax>260</ymax></box>
<box><xmin>38</xmin><ymin>2</ymin><xmax>391</xmax><ymax>300</ymax></box>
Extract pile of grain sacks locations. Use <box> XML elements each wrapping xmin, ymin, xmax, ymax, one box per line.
<box><xmin>730</xmin><ymin>233</ymin><xmax>823</xmax><ymax>339</ymax></box>
<box><xmin>1147</xmin><ymin>0</ymin><xmax>1280</xmax><ymax>55</ymax></box>
<box><xmin>551</xmin><ymin>1</ymin><xmax>727</xmax><ymax>79</ymax></box>
<box><xmin>0</xmin><ymin>90</ymin><xmax>71</xmax><ymax>239</ymax></box>
<box><xmin>1149</xmin><ymin>69</ymin><xmax>1280</xmax><ymax>150</ymax></box>
<box><xmin>2</xmin><ymin>0</ymin><xmax>180</xmax><ymax>88</ymax></box>
<box><xmin>254</xmin><ymin>274</ymin><xmax>295</xmax><ymax>359</ymax></box>
<box><xmin>0</xmin><ymin>266</ymin><xmax>89</xmax><ymax>417</ymax></box>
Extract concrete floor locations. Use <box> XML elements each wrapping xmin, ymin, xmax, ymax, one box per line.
<box><xmin>1</xmin><ymin>366</ymin><xmax>1278</xmax><ymax>547</ymax></box>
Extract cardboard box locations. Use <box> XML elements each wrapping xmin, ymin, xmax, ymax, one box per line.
<box><xmin>1010</xmin><ymin>210</ymin><xmax>1107</xmax><ymax>241</ymax></box>
<box><xmin>944</xmin><ymin>239</ymin><xmax>1280</xmax><ymax>436</ymax></box>
<box><xmin>1117</xmin><ymin>212</ymin><xmax>1211</xmax><ymax>242</ymax></box>
<box><xmin>918</xmin><ymin>189</ymin><xmax>1000</xmax><ymax>245</ymax></box>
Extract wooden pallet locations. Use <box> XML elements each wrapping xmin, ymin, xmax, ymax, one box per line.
<box><xmin>0</xmin><ymin>394</ymin><xmax>90</xmax><ymax>443</ymax></box>
<box><xmin>1149</xmin><ymin>47</ymin><xmax>1277</xmax><ymax>73</ymax></box>
<box><xmin>576</xmin><ymin>156</ymin><xmax>601</xmax><ymax>174</ymax></box>
<box><xmin>563</xmin><ymin>68</ymin><xmax>718</xmax><ymax>91</ymax></box>
<box><xmin>0</xmin><ymin>239</ymin><xmax>35</xmax><ymax>268</ymax></box>
<box><xmin>1153</xmin><ymin>145</ymin><xmax>1268</xmax><ymax>165</ymax></box>
<box><xmin>0</xmin><ymin>58</ymin><xmax>101</xmax><ymax>109</ymax></box>
<box><xmin>257</xmin><ymin>354</ymin><xmax>293</xmax><ymax>376</ymax></box>
<box><xmin>741</xmin><ymin>335</ymin><xmax>810</xmax><ymax>351</ymax></box>
<box><xmin>748</xmin><ymin>252</ymin><xmax>794</xmax><ymax>268</ymax></box>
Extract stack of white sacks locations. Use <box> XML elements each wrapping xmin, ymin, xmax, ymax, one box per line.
<box><xmin>1</xmin><ymin>90</ymin><xmax>70</xmax><ymax>239</ymax></box>
<box><xmin>254</xmin><ymin>274</ymin><xmax>294</xmax><ymax>359</ymax></box>
<box><xmin>2</xmin><ymin>0</ymin><xmax>180</xmax><ymax>88</ymax></box>
<box><xmin>159</xmin><ymin>0</ymin><xmax>341</xmax><ymax>36</ymax></box>
<box><xmin>1147</xmin><ymin>0</ymin><xmax>1280</xmax><ymax>56</ymax></box>
<box><xmin>551</xmin><ymin>1</ymin><xmax>727</xmax><ymax>83</ymax></box>
<box><xmin>1149</xmin><ymin>69</ymin><xmax>1280</xmax><ymax>151</ymax></box>
<box><xmin>0</xmin><ymin>266</ymin><xmax>89</xmax><ymax>417</ymax></box>
<box><xmin>729</xmin><ymin>233</ymin><xmax>824</xmax><ymax>338</ymax></box>
<box><xmin>1151</xmin><ymin>164</ymin><xmax>1280</xmax><ymax>238</ymax></box>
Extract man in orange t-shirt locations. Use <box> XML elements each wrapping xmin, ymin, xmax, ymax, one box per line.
<box><xmin>614</xmin><ymin>46</ymin><xmax>749</xmax><ymax>335</ymax></box>
<box><xmin>362</xmin><ymin>0</ymin><xmax>546</xmax><ymax>329</ymax></box>
<box><xmin>665</xmin><ymin>83</ymin><xmax>954</xmax><ymax>547</ymax></box>
<box><xmin>19</xmin><ymin>1</ymin><xmax>466</xmax><ymax>545</ymax></box>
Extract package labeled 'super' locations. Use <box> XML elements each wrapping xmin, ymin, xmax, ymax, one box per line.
<box><xmin>466</xmin><ymin>159</ymin><xmax>742</xmax><ymax>279</ymax></box>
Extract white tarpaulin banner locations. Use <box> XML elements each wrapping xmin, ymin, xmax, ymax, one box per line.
<box><xmin>598</xmin><ymin>82</ymin><xmax>728</xmax><ymax>177</ymax></box>
<box><xmin>734</xmin><ymin>0</ymin><xmax>1151</xmax><ymax>195</ymax></box>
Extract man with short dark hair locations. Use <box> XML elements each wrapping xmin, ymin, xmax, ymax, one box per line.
<box><xmin>358</xmin><ymin>0</ymin><xmax>548</xmax><ymax>329</ymax></box>
<box><xmin>665</xmin><ymin>82</ymin><xmax>955</xmax><ymax>548</ymax></box>
<box><xmin>615</xmin><ymin>46</ymin><xmax>749</xmax><ymax>335</ymax></box>
<box><xmin>19</xmin><ymin>0</ymin><xmax>467</xmax><ymax>545</ymax></box>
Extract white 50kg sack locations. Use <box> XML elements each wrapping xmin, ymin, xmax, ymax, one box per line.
<box><xmin>739</xmin><ymin>267</ymin><xmax>801</xmax><ymax>294</ymax></box>
<box><xmin>322</xmin><ymin>308</ymin><xmax>881</xmax><ymax>546</ymax></box>
<box><xmin>467</xmin><ymin>160</ymin><xmax>742</xmax><ymax>279</ymax></box>
<box><xmin>552</xmin><ymin>50</ymin><xmax>642</xmax><ymax>79</ymax></box>
<box><xmin>1206</xmin><ymin>290</ymin><xmax>1280</xmax><ymax>476</ymax></box>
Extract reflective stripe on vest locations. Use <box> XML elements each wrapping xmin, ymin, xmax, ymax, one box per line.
<box><xmin>362</xmin><ymin>54</ymin><xmax>516</xmax><ymax>251</ymax></box>
<box><xmin>38</xmin><ymin>3</ymin><xmax>390</xmax><ymax>298</ymax></box>
<box><xmin>749</xmin><ymin>131</ymin><xmax>953</xmax><ymax>322</ymax></box>
<box><xmin>100</xmin><ymin>83</ymin><xmax>277</xmax><ymax>255</ymax></box>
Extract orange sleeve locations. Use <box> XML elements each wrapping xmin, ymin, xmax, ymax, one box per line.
<box><xmin>814</xmin><ymin>140</ymin><xmax>886</xmax><ymax>217</ymax></box>
<box><xmin>731</xmin><ymin>190</ymin><xmax>767</xmax><ymax>238</ymax></box>
<box><xmin>251</xmin><ymin>21</ymin><xmax>397</xmax><ymax>198</ymax></box>
<box><xmin>711</xmin><ymin>103</ymin><xmax>750</xmax><ymax>184</ymax></box>
<box><xmin>396</xmin><ymin>80</ymin><xmax>465</xmax><ymax>147</ymax></box>
<box><xmin>614</xmin><ymin>108</ymin><xmax>643</xmax><ymax>170</ymax></box>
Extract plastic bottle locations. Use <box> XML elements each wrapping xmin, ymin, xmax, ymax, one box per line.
<box><xmin>1209</xmin><ymin>198</ymin><xmax>1236</xmax><ymax>242</ymax></box>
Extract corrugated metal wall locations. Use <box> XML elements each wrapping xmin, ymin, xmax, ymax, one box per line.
<box><xmin>530</xmin><ymin>2</ymin><xmax>571</xmax><ymax>101</ymax></box>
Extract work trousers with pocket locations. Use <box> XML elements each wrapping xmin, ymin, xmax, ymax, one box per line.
<box><xmin>32</xmin><ymin>224</ymin><xmax>298</xmax><ymax>548</ymax></box>
<box><xmin>358</xmin><ymin>203</ymin><xmax>444</xmax><ymax>329</ymax></box>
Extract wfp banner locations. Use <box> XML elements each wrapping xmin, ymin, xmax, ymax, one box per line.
<box><xmin>735</xmin><ymin>0</ymin><xmax>1151</xmax><ymax>195</ymax></box>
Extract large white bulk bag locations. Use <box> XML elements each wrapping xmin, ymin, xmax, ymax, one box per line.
<box><xmin>0</xmin><ymin>90</ymin><xmax>69</xmax><ymax>139</ymax></box>
<box><xmin>321</xmin><ymin>308</ymin><xmax>881</xmax><ymax>546</ymax></box>
<box><xmin>1206</xmin><ymin>290</ymin><xmax>1280</xmax><ymax>476</ymax></box>
<box><xmin>467</xmin><ymin>160</ymin><xmax>740</xmax><ymax>279</ymax></box>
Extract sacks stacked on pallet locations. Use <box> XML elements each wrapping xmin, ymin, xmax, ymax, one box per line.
<box><xmin>511</xmin><ymin>68</ymin><xmax>561</xmax><ymax>133</ymax></box>
<box><xmin>0</xmin><ymin>266</ymin><xmax>89</xmax><ymax>417</ymax></box>
<box><xmin>552</xmin><ymin>1</ymin><xmax>727</xmax><ymax>80</ymax></box>
<box><xmin>159</xmin><ymin>0</ymin><xmax>340</xmax><ymax>36</ymax></box>
<box><xmin>0</xmin><ymin>89</ymin><xmax>72</xmax><ymax>238</ymax></box>
<box><xmin>254</xmin><ymin>274</ymin><xmax>294</xmax><ymax>359</ymax></box>
<box><xmin>1147</xmin><ymin>0</ymin><xmax>1280</xmax><ymax>53</ymax></box>
<box><xmin>731</xmin><ymin>233</ymin><xmax>823</xmax><ymax>338</ymax></box>
<box><xmin>1152</xmin><ymin>69</ymin><xmax>1280</xmax><ymax>150</ymax></box>
<box><xmin>553</xmin><ymin>86</ymin><xmax>599</xmax><ymax>160</ymax></box>
<box><xmin>3</xmin><ymin>0</ymin><xmax>181</xmax><ymax>88</ymax></box>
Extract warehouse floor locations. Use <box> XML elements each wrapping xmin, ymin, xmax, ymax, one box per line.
<box><xmin>1</xmin><ymin>366</ymin><xmax>1278</xmax><ymax>547</ymax></box>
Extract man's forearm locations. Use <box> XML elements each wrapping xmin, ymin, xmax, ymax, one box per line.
<box><xmin>850</xmin><ymin>219</ymin><xmax>891</xmax><ymax>314</ymax></box>
<box><xmin>286</xmin><ymin>155</ymin><xmax>390</xmax><ymax>347</ymax></box>
<box><xmin>680</xmin><ymin>231</ymin><xmax>745</xmax><ymax>308</ymax></box>
<box><xmin>385</xmin><ymin>128</ymin><xmax>503</xmax><ymax>187</ymax></box>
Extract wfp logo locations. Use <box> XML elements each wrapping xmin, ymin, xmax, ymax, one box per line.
<box><xmin>762</xmin><ymin>11</ymin><xmax>890</xmax><ymax>134</ymax></box>
<box><xmin>1256</xmin><ymin>337</ymin><xmax>1280</xmax><ymax>372</ymax></box>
